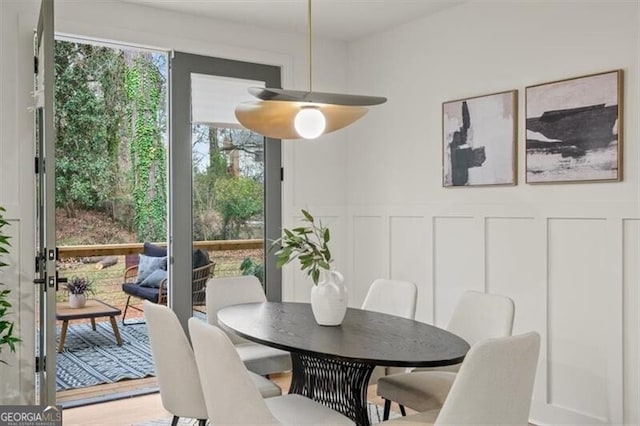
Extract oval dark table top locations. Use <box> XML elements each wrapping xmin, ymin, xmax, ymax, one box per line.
<box><xmin>217</xmin><ymin>302</ymin><xmax>470</xmax><ymax>368</ymax></box>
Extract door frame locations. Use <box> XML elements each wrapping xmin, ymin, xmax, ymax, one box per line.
<box><xmin>170</xmin><ymin>52</ymin><xmax>282</xmax><ymax>331</ymax></box>
<box><xmin>34</xmin><ymin>0</ymin><xmax>57</xmax><ymax>405</ymax></box>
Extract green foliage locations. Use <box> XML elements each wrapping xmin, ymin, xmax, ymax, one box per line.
<box><xmin>55</xmin><ymin>40</ymin><xmax>167</xmax><ymax>242</ymax></box>
<box><xmin>192</xmin><ymin>126</ymin><xmax>265</xmax><ymax>241</ymax></box>
<box><xmin>63</xmin><ymin>275</ymin><xmax>95</xmax><ymax>296</ymax></box>
<box><xmin>240</xmin><ymin>257</ymin><xmax>264</xmax><ymax>285</ymax></box>
<box><xmin>0</xmin><ymin>207</ymin><xmax>20</xmax><ymax>365</ymax></box>
<box><xmin>54</xmin><ymin>42</ymin><xmax>125</xmax><ymax>216</ymax></box>
<box><xmin>192</xmin><ymin>126</ymin><xmax>227</xmax><ymax>240</ymax></box>
<box><xmin>215</xmin><ymin>177</ymin><xmax>263</xmax><ymax>239</ymax></box>
<box><xmin>125</xmin><ymin>56</ymin><xmax>167</xmax><ymax>242</ymax></box>
<box><xmin>271</xmin><ymin>209</ymin><xmax>332</xmax><ymax>285</ymax></box>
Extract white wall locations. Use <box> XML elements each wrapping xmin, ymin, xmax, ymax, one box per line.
<box><xmin>346</xmin><ymin>1</ymin><xmax>639</xmax><ymax>424</ymax></box>
<box><xmin>3</xmin><ymin>1</ymin><xmax>638</xmax><ymax>423</ymax></box>
<box><xmin>0</xmin><ymin>0</ymin><xmax>350</xmax><ymax>403</ymax></box>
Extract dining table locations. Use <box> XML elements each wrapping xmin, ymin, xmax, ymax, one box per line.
<box><xmin>217</xmin><ymin>301</ymin><xmax>469</xmax><ymax>426</ymax></box>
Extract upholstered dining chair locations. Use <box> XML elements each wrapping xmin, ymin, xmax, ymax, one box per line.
<box><xmin>377</xmin><ymin>290</ymin><xmax>515</xmax><ymax>420</ymax></box>
<box><xmin>380</xmin><ymin>332</ymin><xmax>540</xmax><ymax>425</ymax></box>
<box><xmin>361</xmin><ymin>279</ymin><xmax>418</xmax><ymax>386</ymax></box>
<box><xmin>188</xmin><ymin>318</ymin><xmax>355</xmax><ymax>425</ymax></box>
<box><xmin>206</xmin><ymin>275</ymin><xmax>292</xmax><ymax>375</ymax></box>
<box><xmin>143</xmin><ymin>302</ymin><xmax>281</xmax><ymax>426</ymax></box>
<box><xmin>362</xmin><ymin>278</ymin><xmax>418</xmax><ymax>319</ymax></box>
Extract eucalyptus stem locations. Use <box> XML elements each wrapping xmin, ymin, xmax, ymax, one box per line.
<box><xmin>272</xmin><ymin>209</ymin><xmax>332</xmax><ymax>285</ymax></box>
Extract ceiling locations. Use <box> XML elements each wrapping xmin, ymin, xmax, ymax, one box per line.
<box><xmin>119</xmin><ymin>0</ymin><xmax>465</xmax><ymax>42</ymax></box>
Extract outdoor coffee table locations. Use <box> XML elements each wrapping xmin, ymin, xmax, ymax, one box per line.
<box><xmin>56</xmin><ymin>299</ymin><xmax>123</xmax><ymax>353</ymax></box>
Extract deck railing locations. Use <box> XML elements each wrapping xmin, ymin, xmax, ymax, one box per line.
<box><xmin>57</xmin><ymin>239</ymin><xmax>262</xmax><ymax>258</ymax></box>
<box><xmin>56</xmin><ymin>239</ymin><xmax>264</xmax><ymax>320</ymax></box>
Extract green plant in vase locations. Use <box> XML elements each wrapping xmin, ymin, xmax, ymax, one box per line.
<box><xmin>63</xmin><ymin>276</ymin><xmax>95</xmax><ymax>309</ymax></box>
<box><xmin>272</xmin><ymin>209</ymin><xmax>332</xmax><ymax>285</ymax></box>
<box><xmin>0</xmin><ymin>206</ymin><xmax>20</xmax><ymax>365</ymax></box>
<box><xmin>272</xmin><ymin>209</ymin><xmax>346</xmax><ymax>326</ymax></box>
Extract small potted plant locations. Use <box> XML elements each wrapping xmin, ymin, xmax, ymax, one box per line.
<box><xmin>64</xmin><ymin>276</ymin><xmax>95</xmax><ymax>309</ymax></box>
<box><xmin>272</xmin><ymin>209</ymin><xmax>347</xmax><ymax>326</ymax></box>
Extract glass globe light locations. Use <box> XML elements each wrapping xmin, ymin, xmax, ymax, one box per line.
<box><xmin>294</xmin><ymin>107</ymin><xmax>326</xmax><ymax>139</ymax></box>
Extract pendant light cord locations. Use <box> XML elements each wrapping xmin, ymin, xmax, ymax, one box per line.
<box><xmin>307</xmin><ymin>0</ymin><xmax>312</xmax><ymax>93</ymax></box>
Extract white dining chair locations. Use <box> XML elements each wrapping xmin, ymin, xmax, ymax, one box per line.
<box><xmin>377</xmin><ymin>290</ymin><xmax>515</xmax><ymax>419</ymax></box>
<box><xmin>188</xmin><ymin>318</ymin><xmax>355</xmax><ymax>425</ymax></box>
<box><xmin>361</xmin><ymin>279</ymin><xmax>418</xmax><ymax>386</ymax></box>
<box><xmin>143</xmin><ymin>301</ymin><xmax>281</xmax><ymax>426</ymax></box>
<box><xmin>206</xmin><ymin>276</ymin><xmax>292</xmax><ymax>375</ymax></box>
<box><xmin>380</xmin><ymin>332</ymin><xmax>540</xmax><ymax>425</ymax></box>
<box><xmin>362</xmin><ymin>278</ymin><xmax>418</xmax><ymax>319</ymax></box>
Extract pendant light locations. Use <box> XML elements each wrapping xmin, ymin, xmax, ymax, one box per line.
<box><xmin>235</xmin><ymin>0</ymin><xmax>386</xmax><ymax>140</ymax></box>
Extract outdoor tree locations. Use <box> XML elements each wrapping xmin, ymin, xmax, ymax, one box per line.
<box><xmin>215</xmin><ymin>176</ymin><xmax>263</xmax><ymax>239</ymax></box>
<box><xmin>125</xmin><ymin>53</ymin><xmax>167</xmax><ymax>242</ymax></box>
<box><xmin>192</xmin><ymin>126</ymin><xmax>265</xmax><ymax>241</ymax></box>
<box><xmin>54</xmin><ymin>42</ymin><xmax>125</xmax><ymax>217</ymax></box>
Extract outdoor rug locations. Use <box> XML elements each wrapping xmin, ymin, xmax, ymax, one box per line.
<box><xmin>133</xmin><ymin>403</ymin><xmax>400</xmax><ymax>425</ymax></box>
<box><xmin>56</xmin><ymin>320</ymin><xmax>155</xmax><ymax>391</ymax></box>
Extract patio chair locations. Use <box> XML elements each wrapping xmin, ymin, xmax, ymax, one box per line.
<box><xmin>122</xmin><ymin>256</ymin><xmax>215</xmax><ymax>325</ymax></box>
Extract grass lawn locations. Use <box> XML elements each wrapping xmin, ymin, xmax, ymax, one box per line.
<box><xmin>57</xmin><ymin>249</ymin><xmax>263</xmax><ymax>320</ymax></box>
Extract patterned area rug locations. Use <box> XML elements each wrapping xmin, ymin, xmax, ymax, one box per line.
<box><xmin>56</xmin><ymin>320</ymin><xmax>154</xmax><ymax>391</ymax></box>
<box><xmin>133</xmin><ymin>402</ymin><xmax>399</xmax><ymax>425</ymax></box>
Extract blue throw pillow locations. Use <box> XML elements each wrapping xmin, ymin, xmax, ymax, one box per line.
<box><xmin>139</xmin><ymin>268</ymin><xmax>168</xmax><ymax>288</ymax></box>
<box><xmin>136</xmin><ymin>254</ymin><xmax>167</xmax><ymax>284</ymax></box>
<box><xmin>193</xmin><ymin>249</ymin><xmax>210</xmax><ymax>269</ymax></box>
<box><xmin>144</xmin><ymin>242</ymin><xmax>167</xmax><ymax>258</ymax></box>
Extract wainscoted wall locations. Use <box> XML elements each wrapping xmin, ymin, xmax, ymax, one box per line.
<box><xmin>344</xmin><ymin>2</ymin><xmax>639</xmax><ymax>423</ymax></box>
<box><xmin>0</xmin><ymin>214</ymin><xmax>31</xmax><ymax>403</ymax></box>
<box><xmin>332</xmin><ymin>206</ymin><xmax>637</xmax><ymax>425</ymax></box>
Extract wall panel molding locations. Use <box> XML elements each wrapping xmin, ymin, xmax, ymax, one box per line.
<box><xmin>545</xmin><ymin>218</ymin><xmax>621</xmax><ymax>424</ymax></box>
<box><xmin>389</xmin><ymin>215</ymin><xmax>430</xmax><ymax>321</ymax></box>
<box><xmin>622</xmin><ymin>219</ymin><xmax>639</xmax><ymax>425</ymax></box>
<box><xmin>346</xmin><ymin>207</ymin><xmax>637</xmax><ymax>425</ymax></box>
<box><xmin>432</xmin><ymin>216</ymin><xmax>482</xmax><ymax>327</ymax></box>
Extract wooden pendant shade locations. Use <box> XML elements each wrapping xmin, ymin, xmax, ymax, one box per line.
<box><xmin>235</xmin><ymin>100</ymin><xmax>368</xmax><ymax>140</ymax></box>
<box><xmin>234</xmin><ymin>0</ymin><xmax>386</xmax><ymax>139</ymax></box>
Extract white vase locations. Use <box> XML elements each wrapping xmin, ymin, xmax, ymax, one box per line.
<box><xmin>310</xmin><ymin>269</ymin><xmax>347</xmax><ymax>326</ymax></box>
<box><xmin>69</xmin><ymin>294</ymin><xmax>87</xmax><ymax>309</ymax></box>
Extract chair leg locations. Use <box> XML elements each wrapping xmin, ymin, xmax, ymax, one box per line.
<box><xmin>198</xmin><ymin>420</ymin><xmax>207</xmax><ymax>426</ymax></box>
<box><xmin>399</xmin><ymin>404</ymin><xmax>407</xmax><ymax>416</ymax></box>
<box><xmin>383</xmin><ymin>399</ymin><xmax>391</xmax><ymax>421</ymax></box>
<box><xmin>122</xmin><ymin>295</ymin><xmax>131</xmax><ymax>326</ymax></box>
<box><xmin>170</xmin><ymin>415</ymin><xmax>179</xmax><ymax>426</ymax></box>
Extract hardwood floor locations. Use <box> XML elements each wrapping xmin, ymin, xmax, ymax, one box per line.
<box><xmin>62</xmin><ymin>373</ymin><xmax>402</xmax><ymax>425</ymax></box>
<box><xmin>57</xmin><ymin>377</ymin><xmax>159</xmax><ymax>405</ymax></box>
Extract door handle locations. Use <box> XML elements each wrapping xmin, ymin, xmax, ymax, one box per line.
<box><xmin>56</xmin><ymin>273</ymin><xmax>67</xmax><ymax>292</ymax></box>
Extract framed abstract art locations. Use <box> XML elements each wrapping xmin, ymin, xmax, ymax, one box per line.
<box><xmin>525</xmin><ymin>70</ymin><xmax>623</xmax><ymax>183</ymax></box>
<box><xmin>442</xmin><ymin>90</ymin><xmax>517</xmax><ymax>187</ymax></box>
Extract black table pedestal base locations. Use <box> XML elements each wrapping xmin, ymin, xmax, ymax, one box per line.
<box><xmin>289</xmin><ymin>353</ymin><xmax>375</xmax><ymax>426</ymax></box>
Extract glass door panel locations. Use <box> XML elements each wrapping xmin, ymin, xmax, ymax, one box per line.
<box><xmin>169</xmin><ymin>52</ymin><xmax>281</xmax><ymax>330</ymax></box>
<box><xmin>191</xmin><ymin>74</ymin><xmax>266</xmax><ymax>316</ymax></box>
